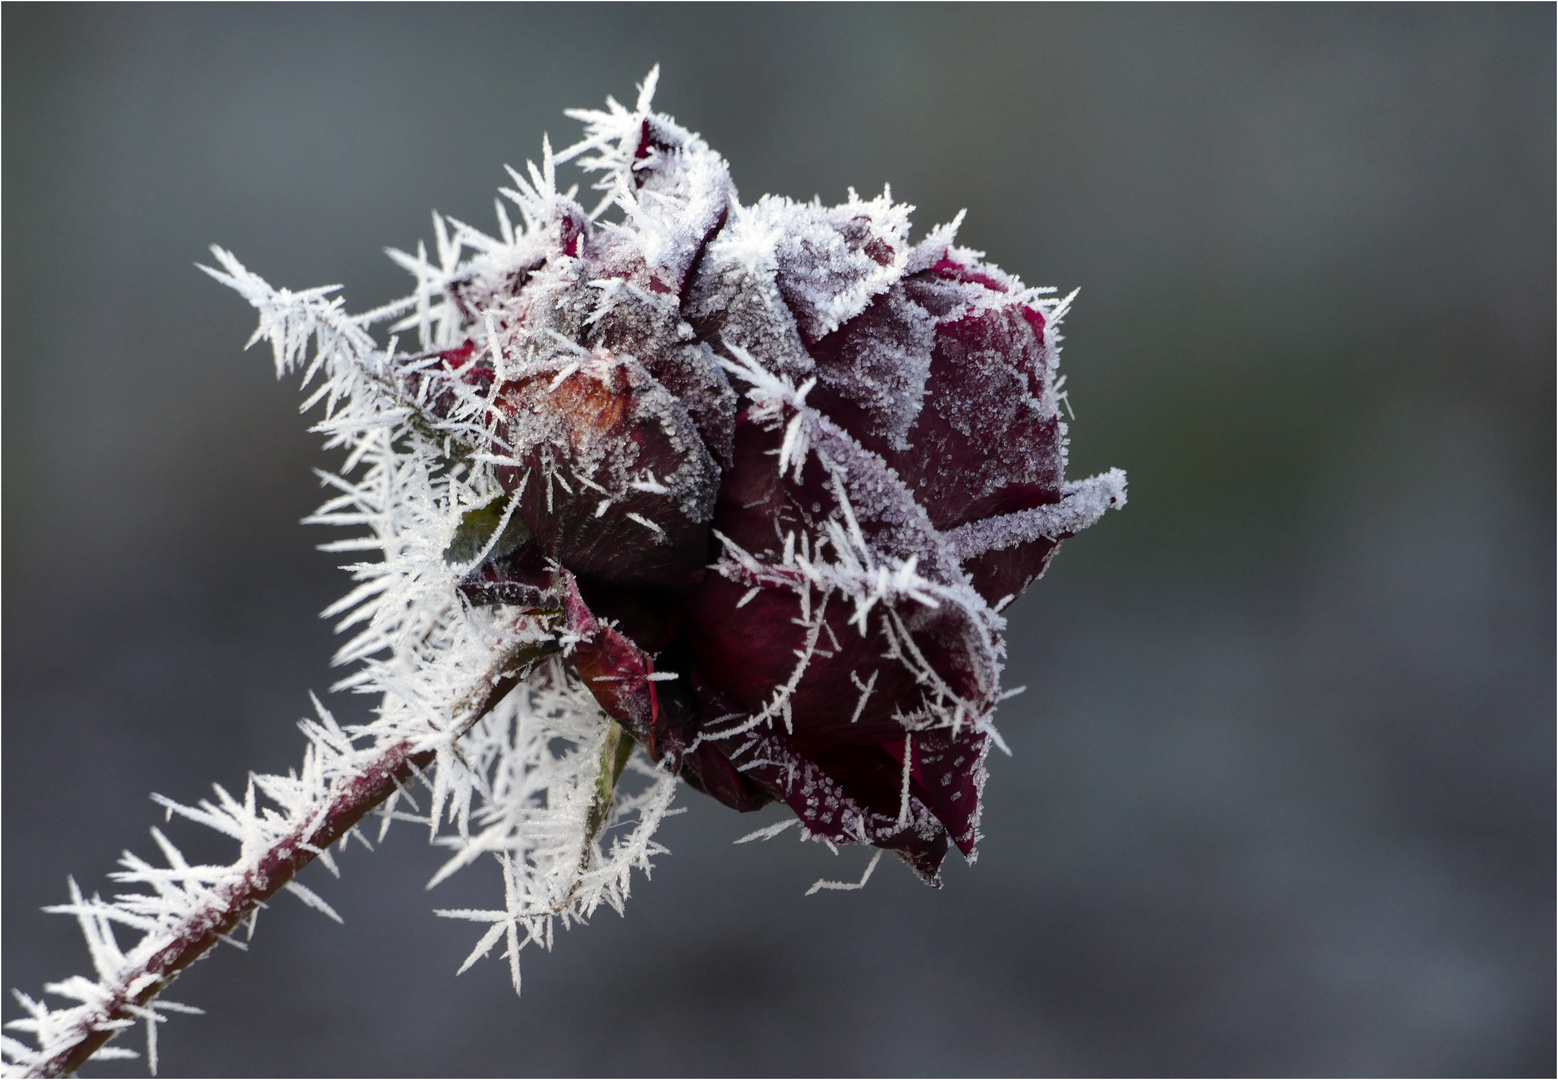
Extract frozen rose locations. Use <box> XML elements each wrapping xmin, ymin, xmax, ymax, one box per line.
<box><xmin>415</xmin><ymin>96</ymin><xmax>1123</xmax><ymax>884</ymax></box>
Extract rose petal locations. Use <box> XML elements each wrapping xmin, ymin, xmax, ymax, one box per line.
<box><xmin>714</xmin><ymin>728</ymin><xmax>950</xmax><ymax>886</ymax></box>
<box><xmin>683</xmin><ymin>573</ymin><xmax>925</xmax><ymax>744</ymax></box>
<box><xmin>680</xmin><ymin>407</ymin><xmax>993</xmax><ymax>742</ymax></box>
<box><xmin>960</xmin><ymin>534</ymin><xmax>1063</xmax><ymax>609</ymax></box>
<box><xmin>557</xmin><ymin>571</ymin><xmax>700</xmax><ymax>769</ymax></box>
<box><xmin>495</xmin><ymin>353</ymin><xmax>718</xmax><ymax>591</ymax></box>
<box><xmin>886</xmin><ymin>279</ymin><xmax>1064</xmax><ymax>534</ymax></box>
<box><xmin>907</xmin><ymin>727</ymin><xmax>989</xmax><ymax>857</ymax></box>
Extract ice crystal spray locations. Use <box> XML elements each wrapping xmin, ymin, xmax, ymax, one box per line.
<box><xmin>2</xmin><ymin>69</ymin><xmax>1124</xmax><ymax>1077</ymax></box>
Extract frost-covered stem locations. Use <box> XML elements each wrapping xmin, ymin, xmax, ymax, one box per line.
<box><xmin>27</xmin><ymin>738</ymin><xmax>433</xmax><ymax>1080</ymax></box>
<box><xmin>30</xmin><ymin>646</ymin><xmax>543</xmax><ymax>1080</ymax></box>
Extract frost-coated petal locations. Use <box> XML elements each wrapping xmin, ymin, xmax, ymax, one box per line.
<box><xmin>494</xmin><ymin>352</ymin><xmax>718</xmax><ymax>591</ymax></box>
<box><xmin>718</xmin><ymin>729</ymin><xmax>951</xmax><ymax>886</ymax></box>
<box><xmin>680</xmin><ymin>403</ymin><xmax>995</xmax><ymax>737</ymax></box>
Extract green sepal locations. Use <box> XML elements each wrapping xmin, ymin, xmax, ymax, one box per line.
<box><xmin>581</xmin><ymin>721</ymin><xmax>637</xmax><ymax>869</ymax></box>
<box><xmin>443</xmin><ymin>496</ymin><xmax>533</xmax><ymax>565</ymax></box>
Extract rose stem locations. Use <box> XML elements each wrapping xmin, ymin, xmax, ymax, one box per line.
<box><xmin>32</xmin><ymin>667</ymin><xmax>531</xmax><ymax>1079</ymax></box>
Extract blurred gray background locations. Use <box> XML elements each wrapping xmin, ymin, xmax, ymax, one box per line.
<box><xmin>4</xmin><ymin>5</ymin><xmax>1552</xmax><ymax>1076</ymax></box>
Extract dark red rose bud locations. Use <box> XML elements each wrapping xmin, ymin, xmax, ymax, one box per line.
<box><xmin>416</xmin><ymin>97</ymin><xmax>1124</xmax><ymax>885</ymax></box>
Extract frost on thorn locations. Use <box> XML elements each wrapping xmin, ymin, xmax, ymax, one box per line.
<box><xmin>3</xmin><ymin>66</ymin><xmax>1123</xmax><ymax>1078</ymax></box>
